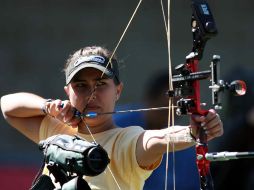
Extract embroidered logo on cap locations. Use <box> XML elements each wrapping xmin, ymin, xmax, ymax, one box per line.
<box><xmin>74</xmin><ymin>55</ymin><xmax>106</xmax><ymax>67</ymax></box>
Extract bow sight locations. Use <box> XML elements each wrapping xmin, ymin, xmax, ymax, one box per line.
<box><xmin>172</xmin><ymin>55</ymin><xmax>247</xmax><ymax>115</ymax></box>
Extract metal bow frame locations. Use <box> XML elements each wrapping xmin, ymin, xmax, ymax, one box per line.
<box><xmin>169</xmin><ymin>0</ymin><xmax>247</xmax><ymax>189</ymax></box>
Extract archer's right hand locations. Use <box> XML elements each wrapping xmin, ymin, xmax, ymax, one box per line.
<box><xmin>43</xmin><ymin>99</ymin><xmax>81</xmax><ymax>128</ymax></box>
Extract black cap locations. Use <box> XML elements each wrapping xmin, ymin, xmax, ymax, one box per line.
<box><xmin>65</xmin><ymin>55</ymin><xmax>119</xmax><ymax>84</ymax></box>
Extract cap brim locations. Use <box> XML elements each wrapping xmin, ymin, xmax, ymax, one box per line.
<box><xmin>66</xmin><ymin>63</ymin><xmax>113</xmax><ymax>84</ymax></box>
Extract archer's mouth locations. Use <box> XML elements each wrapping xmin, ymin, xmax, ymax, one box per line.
<box><xmin>85</xmin><ymin>104</ymin><xmax>101</xmax><ymax>111</ymax></box>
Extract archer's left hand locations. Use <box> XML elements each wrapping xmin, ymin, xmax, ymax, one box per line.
<box><xmin>190</xmin><ymin>109</ymin><xmax>224</xmax><ymax>141</ymax></box>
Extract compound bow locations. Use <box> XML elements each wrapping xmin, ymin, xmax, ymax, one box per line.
<box><xmin>169</xmin><ymin>0</ymin><xmax>247</xmax><ymax>189</ymax></box>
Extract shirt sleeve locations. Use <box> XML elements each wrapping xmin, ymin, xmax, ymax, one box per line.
<box><xmin>39</xmin><ymin>115</ymin><xmax>77</xmax><ymax>141</ymax></box>
<box><xmin>114</xmin><ymin>126</ymin><xmax>157</xmax><ymax>186</ymax></box>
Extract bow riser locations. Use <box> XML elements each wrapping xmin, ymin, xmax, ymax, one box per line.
<box><xmin>173</xmin><ymin>0</ymin><xmax>218</xmax><ymax>189</ymax></box>
<box><xmin>186</xmin><ymin>58</ymin><xmax>207</xmax><ymax>115</ymax></box>
<box><xmin>186</xmin><ymin>56</ymin><xmax>213</xmax><ymax>190</ymax></box>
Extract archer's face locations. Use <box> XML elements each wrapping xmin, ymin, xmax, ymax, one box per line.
<box><xmin>65</xmin><ymin>68</ymin><xmax>123</xmax><ymax>122</ymax></box>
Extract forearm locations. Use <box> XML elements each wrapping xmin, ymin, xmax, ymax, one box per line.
<box><xmin>145</xmin><ymin>127</ymin><xmax>195</xmax><ymax>151</ymax></box>
<box><xmin>1</xmin><ymin>92</ymin><xmax>46</xmax><ymax>118</ymax></box>
<box><xmin>136</xmin><ymin>126</ymin><xmax>196</xmax><ymax>168</ymax></box>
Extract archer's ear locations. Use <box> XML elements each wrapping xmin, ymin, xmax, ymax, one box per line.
<box><xmin>116</xmin><ymin>82</ymin><xmax>123</xmax><ymax>101</ymax></box>
<box><xmin>64</xmin><ymin>86</ymin><xmax>70</xmax><ymax>97</ymax></box>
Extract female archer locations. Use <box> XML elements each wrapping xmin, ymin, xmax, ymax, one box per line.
<box><xmin>0</xmin><ymin>45</ymin><xmax>223</xmax><ymax>189</ymax></box>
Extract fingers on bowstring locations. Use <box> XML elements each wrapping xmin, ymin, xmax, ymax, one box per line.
<box><xmin>55</xmin><ymin>100</ymin><xmax>81</xmax><ymax>127</ymax></box>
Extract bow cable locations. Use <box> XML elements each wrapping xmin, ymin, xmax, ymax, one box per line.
<box><xmin>160</xmin><ymin>0</ymin><xmax>176</xmax><ymax>189</ymax></box>
<box><xmin>102</xmin><ymin>0</ymin><xmax>143</xmax><ymax>78</ymax></box>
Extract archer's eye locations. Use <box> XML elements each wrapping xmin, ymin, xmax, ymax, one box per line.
<box><xmin>96</xmin><ymin>81</ymin><xmax>106</xmax><ymax>87</ymax></box>
<box><xmin>76</xmin><ymin>83</ymin><xmax>86</xmax><ymax>88</ymax></box>
<box><xmin>73</xmin><ymin>82</ymin><xmax>90</xmax><ymax>91</ymax></box>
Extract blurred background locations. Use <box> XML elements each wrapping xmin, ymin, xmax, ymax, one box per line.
<box><xmin>0</xmin><ymin>0</ymin><xmax>253</xmax><ymax>189</ymax></box>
